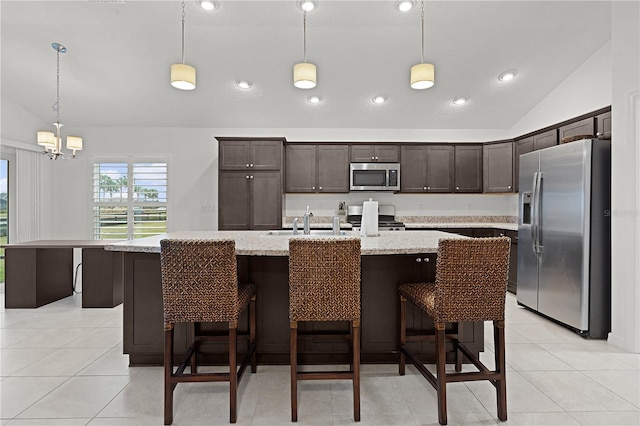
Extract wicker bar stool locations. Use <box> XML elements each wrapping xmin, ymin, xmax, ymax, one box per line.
<box><xmin>160</xmin><ymin>239</ymin><xmax>257</xmax><ymax>425</ymax></box>
<box><xmin>398</xmin><ymin>237</ymin><xmax>511</xmax><ymax>425</ymax></box>
<box><xmin>288</xmin><ymin>237</ymin><xmax>361</xmax><ymax>422</ymax></box>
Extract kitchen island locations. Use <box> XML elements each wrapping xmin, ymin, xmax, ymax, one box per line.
<box><xmin>106</xmin><ymin>230</ymin><xmax>484</xmax><ymax>366</ymax></box>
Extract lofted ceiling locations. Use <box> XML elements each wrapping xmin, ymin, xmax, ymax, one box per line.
<box><xmin>0</xmin><ymin>1</ymin><xmax>612</xmax><ymax>130</ymax></box>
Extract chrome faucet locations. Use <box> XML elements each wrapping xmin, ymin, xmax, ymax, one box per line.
<box><xmin>292</xmin><ymin>218</ymin><xmax>299</xmax><ymax>235</ymax></box>
<box><xmin>303</xmin><ymin>206</ymin><xmax>313</xmax><ymax>235</ymax></box>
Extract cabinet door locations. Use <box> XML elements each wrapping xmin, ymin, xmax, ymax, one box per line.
<box><xmin>559</xmin><ymin>117</ymin><xmax>594</xmax><ymax>143</ymax></box>
<box><xmin>454</xmin><ymin>145</ymin><xmax>482</xmax><ymax>193</ymax></box>
<box><xmin>250</xmin><ymin>172</ymin><xmax>282</xmax><ymax>229</ymax></box>
<box><xmin>400</xmin><ymin>145</ymin><xmax>427</xmax><ymax>192</ymax></box>
<box><xmin>250</xmin><ymin>140</ymin><xmax>282</xmax><ymax>170</ymax></box>
<box><xmin>375</xmin><ymin>145</ymin><xmax>399</xmax><ymax>162</ymax></box>
<box><xmin>350</xmin><ymin>145</ymin><xmax>377</xmax><ymax>162</ymax></box>
<box><xmin>219</xmin><ymin>172</ymin><xmax>250</xmax><ymax>230</ymax></box>
<box><xmin>317</xmin><ymin>145</ymin><xmax>349</xmax><ymax>193</ymax></box>
<box><xmin>285</xmin><ymin>145</ymin><xmax>317</xmax><ymax>192</ymax></box>
<box><xmin>514</xmin><ymin>137</ymin><xmax>534</xmax><ymax>192</ymax></box>
<box><xmin>426</xmin><ymin>145</ymin><xmax>454</xmax><ymax>192</ymax></box>
<box><xmin>219</xmin><ymin>140</ymin><xmax>251</xmax><ymax>170</ymax></box>
<box><xmin>596</xmin><ymin>111</ymin><xmax>611</xmax><ymax>137</ymax></box>
<box><xmin>533</xmin><ymin>129</ymin><xmax>557</xmax><ymax>150</ymax></box>
<box><xmin>483</xmin><ymin>142</ymin><xmax>514</xmax><ymax>193</ymax></box>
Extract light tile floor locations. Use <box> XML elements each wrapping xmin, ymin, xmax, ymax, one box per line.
<box><xmin>1</xmin><ymin>289</ymin><xmax>638</xmax><ymax>425</ymax></box>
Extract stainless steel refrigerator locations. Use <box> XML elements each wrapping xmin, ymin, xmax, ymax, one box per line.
<box><xmin>517</xmin><ymin>138</ymin><xmax>611</xmax><ymax>338</ymax></box>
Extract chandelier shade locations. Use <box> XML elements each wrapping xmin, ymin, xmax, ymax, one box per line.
<box><xmin>410</xmin><ymin>63</ymin><xmax>435</xmax><ymax>89</ymax></box>
<box><xmin>170</xmin><ymin>63</ymin><xmax>196</xmax><ymax>90</ymax></box>
<box><xmin>293</xmin><ymin>62</ymin><xmax>316</xmax><ymax>89</ymax></box>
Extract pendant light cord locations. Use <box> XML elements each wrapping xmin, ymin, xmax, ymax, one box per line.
<box><xmin>181</xmin><ymin>0</ymin><xmax>186</xmax><ymax>64</ymax></box>
<box><xmin>54</xmin><ymin>46</ymin><xmax>61</xmax><ymax>122</ymax></box>
<box><xmin>303</xmin><ymin>11</ymin><xmax>307</xmax><ymax>63</ymax></box>
<box><xmin>420</xmin><ymin>0</ymin><xmax>425</xmax><ymax>64</ymax></box>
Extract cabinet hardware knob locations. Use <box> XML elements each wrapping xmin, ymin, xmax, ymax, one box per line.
<box><xmin>456</xmin><ymin>186</ymin><xmax>460</xmax><ymax>190</ymax></box>
<box><xmin>250</xmin><ymin>175</ymin><xmax>254</xmax><ymax>179</ymax></box>
<box><xmin>375</xmin><ymin>156</ymin><xmax>379</xmax><ymax>160</ymax></box>
<box><xmin>246</xmin><ymin>175</ymin><xmax>250</xmax><ymax>179</ymax></box>
<box><xmin>423</xmin><ymin>258</ymin><xmax>429</xmax><ymax>263</ymax></box>
<box><xmin>319</xmin><ymin>186</ymin><xmax>323</xmax><ymax>190</ymax></box>
<box><xmin>508</xmin><ymin>185</ymin><xmax>512</xmax><ymax>189</ymax></box>
<box><xmin>415</xmin><ymin>258</ymin><xmax>422</xmax><ymax>263</ymax></box>
<box><xmin>427</xmin><ymin>186</ymin><xmax>431</xmax><ymax>190</ymax></box>
<box><xmin>312</xmin><ymin>186</ymin><xmax>315</xmax><ymax>190</ymax></box>
<box><xmin>246</xmin><ymin>164</ymin><xmax>250</xmax><ymax>168</ymax></box>
<box><xmin>250</xmin><ymin>163</ymin><xmax>254</xmax><ymax>167</ymax></box>
<box><xmin>371</xmin><ymin>157</ymin><xmax>375</xmax><ymax>160</ymax></box>
<box><xmin>597</xmin><ymin>132</ymin><xmax>602</xmax><ymax>136</ymax></box>
<box><xmin>424</xmin><ymin>186</ymin><xmax>427</xmax><ymax>190</ymax></box>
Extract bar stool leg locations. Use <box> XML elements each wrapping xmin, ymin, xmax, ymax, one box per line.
<box><xmin>290</xmin><ymin>321</ymin><xmax>298</xmax><ymax>422</ymax></box>
<box><xmin>353</xmin><ymin>320</ymin><xmax>361</xmax><ymax>422</ymax></box>
<box><xmin>229</xmin><ymin>326</ymin><xmax>238</xmax><ymax>423</ymax></box>
<box><xmin>494</xmin><ymin>320</ymin><xmax>507</xmax><ymax>421</ymax></box>
<box><xmin>399</xmin><ymin>295</ymin><xmax>406</xmax><ymax>376</ymax></box>
<box><xmin>435</xmin><ymin>323</ymin><xmax>448</xmax><ymax>426</ymax></box>
<box><xmin>164</xmin><ymin>324</ymin><xmax>174</xmax><ymax>425</ymax></box>
<box><xmin>190</xmin><ymin>323</ymin><xmax>198</xmax><ymax>374</ymax></box>
<box><xmin>250</xmin><ymin>296</ymin><xmax>257</xmax><ymax>373</ymax></box>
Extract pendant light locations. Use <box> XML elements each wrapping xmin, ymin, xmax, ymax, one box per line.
<box><xmin>171</xmin><ymin>0</ymin><xmax>196</xmax><ymax>90</ymax></box>
<box><xmin>37</xmin><ymin>43</ymin><xmax>83</xmax><ymax>160</ymax></box>
<box><xmin>410</xmin><ymin>0</ymin><xmax>435</xmax><ymax>89</ymax></box>
<box><xmin>293</xmin><ymin>10</ymin><xmax>316</xmax><ymax>89</ymax></box>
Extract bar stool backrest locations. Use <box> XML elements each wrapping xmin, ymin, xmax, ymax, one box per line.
<box><xmin>434</xmin><ymin>237</ymin><xmax>511</xmax><ymax>324</ymax></box>
<box><xmin>160</xmin><ymin>239</ymin><xmax>239</xmax><ymax>325</ymax></box>
<box><xmin>289</xmin><ymin>237</ymin><xmax>361</xmax><ymax>322</ymax></box>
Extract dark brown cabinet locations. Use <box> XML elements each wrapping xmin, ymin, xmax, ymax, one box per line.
<box><xmin>514</xmin><ymin>129</ymin><xmax>557</xmax><ymax>191</ymax></box>
<box><xmin>350</xmin><ymin>145</ymin><xmax>399</xmax><ymax>162</ymax></box>
<box><xmin>285</xmin><ymin>144</ymin><xmax>349</xmax><ymax>193</ymax></box>
<box><xmin>218</xmin><ymin>138</ymin><xmax>283</xmax><ymax>171</ymax></box>
<box><xmin>596</xmin><ymin>111</ymin><xmax>611</xmax><ymax>138</ymax></box>
<box><xmin>218</xmin><ymin>172</ymin><xmax>282</xmax><ymax>230</ymax></box>
<box><xmin>559</xmin><ymin>117</ymin><xmax>595</xmax><ymax>143</ymax></box>
<box><xmin>218</xmin><ymin>138</ymin><xmax>283</xmax><ymax>230</ymax></box>
<box><xmin>483</xmin><ymin>142</ymin><xmax>514</xmax><ymax>193</ymax></box>
<box><xmin>454</xmin><ymin>145</ymin><xmax>483</xmax><ymax>193</ymax></box>
<box><xmin>400</xmin><ymin>145</ymin><xmax>453</xmax><ymax>193</ymax></box>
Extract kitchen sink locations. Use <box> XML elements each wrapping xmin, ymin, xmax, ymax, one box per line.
<box><xmin>264</xmin><ymin>230</ymin><xmax>352</xmax><ymax>236</ymax></box>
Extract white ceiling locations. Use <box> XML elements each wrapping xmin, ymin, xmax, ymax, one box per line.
<box><xmin>1</xmin><ymin>1</ymin><xmax>612</xmax><ymax>130</ymax></box>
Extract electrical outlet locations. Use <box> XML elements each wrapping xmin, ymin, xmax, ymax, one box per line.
<box><xmin>200</xmin><ymin>205</ymin><xmax>215</xmax><ymax>214</ymax></box>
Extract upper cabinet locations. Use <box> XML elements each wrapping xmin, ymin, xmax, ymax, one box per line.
<box><xmin>514</xmin><ymin>129</ymin><xmax>557</xmax><ymax>192</ymax></box>
<box><xmin>218</xmin><ymin>138</ymin><xmax>283</xmax><ymax>171</ymax></box>
<box><xmin>483</xmin><ymin>142</ymin><xmax>514</xmax><ymax>193</ymax></box>
<box><xmin>559</xmin><ymin>117</ymin><xmax>595</xmax><ymax>143</ymax></box>
<box><xmin>596</xmin><ymin>111</ymin><xmax>612</xmax><ymax>138</ymax></box>
<box><xmin>285</xmin><ymin>144</ymin><xmax>349</xmax><ymax>193</ymax></box>
<box><xmin>454</xmin><ymin>145</ymin><xmax>483</xmax><ymax>193</ymax></box>
<box><xmin>400</xmin><ymin>145</ymin><xmax>453</xmax><ymax>193</ymax></box>
<box><xmin>350</xmin><ymin>145</ymin><xmax>399</xmax><ymax>162</ymax></box>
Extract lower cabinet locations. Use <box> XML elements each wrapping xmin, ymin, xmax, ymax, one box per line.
<box><xmin>219</xmin><ymin>171</ymin><xmax>282</xmax><ymax>230</ymax></box>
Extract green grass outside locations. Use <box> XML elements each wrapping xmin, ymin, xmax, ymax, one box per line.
<box><xmin>98</xmin><ymin>221</ymin><xmax>167</xmax><ymax>240</ymax></box>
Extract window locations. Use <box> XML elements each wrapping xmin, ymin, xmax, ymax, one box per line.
<box><xmin>93</xmin><ymin>158</ymin><xmax>168</xmax><ymax>240</ymax></box>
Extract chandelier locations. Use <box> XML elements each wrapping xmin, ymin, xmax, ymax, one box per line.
<box><xmin>37</xmin><ymin>43</ymin><xmax>83</xmax><ymax>160</ymax></box>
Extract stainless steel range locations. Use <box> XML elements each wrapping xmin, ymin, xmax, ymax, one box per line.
<box><xmin>347</xmin><ymin>204</ymin><xmax>405</xmax><ymax>231</ymax></box>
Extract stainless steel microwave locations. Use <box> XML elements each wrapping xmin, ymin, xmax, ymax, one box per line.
<box><xmin>350</xmin><ymin>163</ymin><xmax>400</xmax><ymax>191</ymax></box>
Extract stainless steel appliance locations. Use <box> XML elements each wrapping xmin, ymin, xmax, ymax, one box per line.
<box><xmin>347</xmin><ymin>204</ymin><xmax>405</xmax><ymax>230</ymax></box>
<box><xmin>350</xmin><ymin>163</ymin><xmax>400</xmax><ymax>191</ymax></box>
<box><xmin>517</xmin><ymin>138</ymin><xmax>611</xmax><ymax>338</ymax></box>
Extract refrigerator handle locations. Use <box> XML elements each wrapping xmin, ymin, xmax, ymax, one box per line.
<box><xmin>531</xmin><ymin>172</ymin><xmax>538</xmax><ymax>253</ymax></box>
<box><xmin>533</xmin><ymin>172</ymin><xmax>543</xmax><ymax>254</ymax></box>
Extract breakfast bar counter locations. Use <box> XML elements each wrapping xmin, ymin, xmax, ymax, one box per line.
<box><xmin>106</xmin><ymin>230</ymin><xmax>484</xmax><ymax>366</ymax></box>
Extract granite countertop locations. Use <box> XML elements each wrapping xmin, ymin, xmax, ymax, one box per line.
<box><xmin>104</xmin><ymin>230</ymin><xmax>469</xmax><ymax>256</ymax></box>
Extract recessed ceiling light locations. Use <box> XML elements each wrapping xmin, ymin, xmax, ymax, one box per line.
<box><xmin>453</xmin><ymin>97</ymin><xmax>468</xmax><ymax>105</ymax></box>
<box><xmin>498</xmin><ymin>70</ymin><xmax>517</xmax><ymax>82</ymax></box>
<box><xmin>236</xmin><ymin>80</ymin><xmax>252</xmax><ymax>89</ymax></box>
<box><xmin>197</xmin><ymin>0</ymin><xmax>218</xmax><ymax>11</ymax></box>
<box><xmin>372</xmin><ymin>95</ymin><xmax>386</xmax><ymax>104</ymax></box>
<box><xmin>307</xmin><ymin>95</ymin><xmax>321</xmax><ymax>104</ymax></box>
<box><xmin>297</xmin><ymin>0</ymin><xmax>317</xmax><ymax>12</ymax></box>
<box><xmin>395</xmin><ymin>0</ymin><xmax>415</xmax><ymax>12</ymax></box>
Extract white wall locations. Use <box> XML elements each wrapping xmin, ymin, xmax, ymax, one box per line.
<box><xmin>510</xmin><ymin>41</ymin><xmax>612</xmax><ymax>136</ymax></box>
<box><xmin>608</xmin><ymin>1</ymin><xmax>640</xmax><ymax>353</ymax></box>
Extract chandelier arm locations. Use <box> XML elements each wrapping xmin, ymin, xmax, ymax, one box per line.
<box><xmin>421</xmin><ymin>0</ymin><xmax>425</xmax><ymax>64</ymax></box>
<box><xmin>303</xmin><ymin>11</ymin><xmax>307</xmax><ymax>63</ymax></box>
<box><xmin>181</xmin><ymin>1</ymin><xmax>186</xmax><ymax>64</ymax></box>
